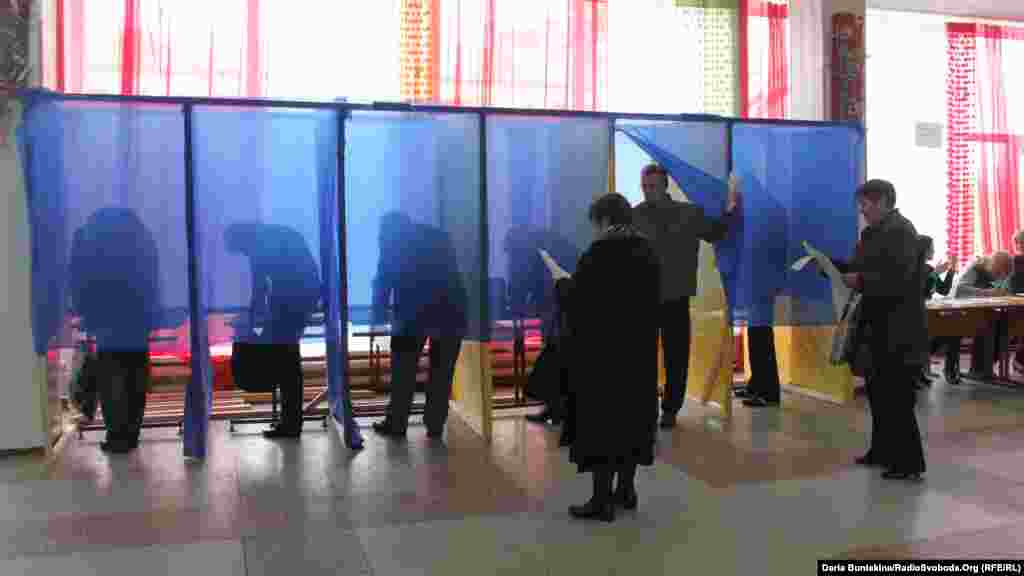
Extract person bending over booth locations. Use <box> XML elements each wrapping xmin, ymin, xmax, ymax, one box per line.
<box><xmin>632</xmin><ymin>164</ymin><xmax>740</xmax><ymax>425</ymax></box>
<box><xmin>226</xmin><ymin>222</ymin><xmax>321</xmax><ymax>439</ymax></box>
<box><xmin>841</xmin><ymin>179</ymin><xmax>927</xmax><ymax>482</ymax></box>
<box><xmin>553</xmin><ymin>193</ymin><xmax>660</xmax><ymax>523</ymax></box>
<box><xmin>372</xmin><ymin>212</ymin><xmax>468</xmax><ymax>440</ymax></box>
<box><xmin>70</xmin><ymin>207</ymin><xmax>161</xmax><ymax>454</ymax></box>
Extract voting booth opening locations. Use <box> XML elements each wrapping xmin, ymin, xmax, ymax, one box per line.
<box><xmin>17</xmin><ymin>89</ymin><xmax>864</xmax><ymax>455</ymax></box>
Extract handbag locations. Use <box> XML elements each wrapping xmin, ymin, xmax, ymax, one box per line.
<box><xmin>230</xmin><ymin>341</ymin><xmax>280</xmax><ymax>393</ymax></box>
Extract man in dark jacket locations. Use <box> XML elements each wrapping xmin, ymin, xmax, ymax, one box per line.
<box><xmin>841</xmin><ymin>180</ymin><xmax>927</xmax><ymax>481</ymax></box>
<box><xmin>632</xmin><ymin>164</ymin><xmax>739</xmax><ymax>427</ymax></box>
<box><xmin>371</xmin><ymin>212</ymin><xmax>468</xmax><ymax>439</ymax></box>
<box><xmin>226</xmin><ymin>222</ymin><xmax>321</xmax><ymax>439</ymax></box>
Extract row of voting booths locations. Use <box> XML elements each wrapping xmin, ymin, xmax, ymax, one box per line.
<box><xmin>17</xmin><ymin>89</ymin><xmax>864</xmax><ymax>458</ymax></box>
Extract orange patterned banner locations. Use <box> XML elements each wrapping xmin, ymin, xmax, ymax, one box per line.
<box><xmin>400</xmin><ymin>0</ymin><xmax>438</xmax><ymax>102</ymax></box>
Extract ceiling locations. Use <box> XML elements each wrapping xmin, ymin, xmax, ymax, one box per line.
<box><xmin>868</xmin><ymin>0</ymin><xmax>1024</xmax><ymax>20</ymax></box>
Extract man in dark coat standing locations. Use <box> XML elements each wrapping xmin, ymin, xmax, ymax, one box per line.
<box><xmin>841</xmin><ymin>180</ymin><xmax>928</xmax><ymax>481</ymax></box>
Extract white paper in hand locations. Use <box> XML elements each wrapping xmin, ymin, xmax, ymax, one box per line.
<box><xmin>538</xmin><ymin>249</ymin><xmax>571</xmax><ymax>280</ymax></box>
<box><xmin>792</xmin><ymin>241</ymin><xmax>853</xmax><ymax>323</ymax></box>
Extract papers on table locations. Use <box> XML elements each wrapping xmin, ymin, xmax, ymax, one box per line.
<box><xmin>538</xmin><ymin>249</ymin><xmax>571</xmax><ymax>281</ymax></box>
<box><xmin>791</xmin><ymin>241</ymin><xmax>854</xmax><ymax>323</ymax></box>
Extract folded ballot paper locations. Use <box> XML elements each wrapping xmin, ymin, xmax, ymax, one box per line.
<box><xmin>539</xmin><ymin>249</ymin><xmax>571</xmax><ymax>281</ymax></box>
<box><xmin>791</xmin><ymin>241</ymin><xmax>854</xmax><ymax>323</ymax></box>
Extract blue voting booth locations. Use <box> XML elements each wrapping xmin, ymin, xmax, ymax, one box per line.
<box><xmin>17</xmin><ymin>89</ymin><xmax>863</xmax><ymax>458</ymax></box>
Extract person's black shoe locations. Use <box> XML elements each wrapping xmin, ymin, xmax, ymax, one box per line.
<box><xmin>263</xmin><ymin>425</ymin><xmax>301</xmax><ymax>439</ymax></box>
<box><xmin>855</xmin><ymin>452</ymin><xmax>883</xmax><ymax>467</ymax></box>
<box><xmin>569</xmin><ymin>500</ymin><xmax>615</xmax><ymax>523</ymax></box>
<box><xmin>614</xmin><ymin>487</ymin><xmax>638</xmax><ymax>511</ymax></box>
<box><xmin>372</xmin><ymin>420</ymin><xmax>406</xmax><ymax>439</ymax></box>
<box><xmin>659</xmin><ymin>413</ymin><xmax>677</xmax><ymax>429</ymax></box>
<box><xmin>882</xmin><ymin>469</ymin><xmax>924</xmax><ymax>482</ymax></box>
<box><xmin>743</xmin><ymin>395</ymin><xmax>779</xmax><ymax>408</ymax></box>
<box><xmin>734</xmin><ymin>387</ymin><xmax>755</xmax><ymax>399</ymax></box>
<box><xmin>525</xmin><ymin>410</ymin><xmax>555</xmax><ymax>425</ymax></box>
<box><xmin>100</xmin><ymin>441</ymin><xmax>137</xmax><ymax>454</ymax></box>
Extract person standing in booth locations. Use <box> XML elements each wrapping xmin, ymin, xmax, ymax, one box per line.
<box><xmin>371</xmin><ymin>212</ymin><xmax>468</xmax><ymax>440</ymax></box>
<box><xmin>504</xmin><ymin>226</ymin><xmax>580</xmax><ymax>428</ymax></box>
<box><xmin>70</xmin><ymin>207</ymin><xmax>161</xmax><ymax>454</ymax></box>
<box><xmin>226</xmin><ymin>222</ymin><xmax>321</xmax><ymax>439</ymax></box>
<box><xmin>841</xmin><ymin>180</ymin><xmax>928</xmax><ymax>481</ymax></box>
<box><xmin>631</xmin><ymin>164</ymin><xmax>739</xmax><ymax>427</ymax></box>
<box><xmin>551</xmin><ymin>193</ymin><xmax>660</xmax><ymax>522</ymax></box>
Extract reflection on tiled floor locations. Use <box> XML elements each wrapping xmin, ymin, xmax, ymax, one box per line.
<box><xmin>2</xmin><ymin>377</ymin><xmax>1024</xmax><ymax>575</ymax></box>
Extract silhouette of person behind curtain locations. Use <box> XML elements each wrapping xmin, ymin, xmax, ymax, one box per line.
<box><xmin>69</xmin><ymin>207</ymin><xmax>161</xmax><ymax>453</ymax></box>
<box><xmin>225</xmin><ymin>222</ymin><xmax>320</xmax><ymax>439</ymax></box>
<box><xmin>371</xmin><ymin>212</ymin><xmax>468</xmax><ymax>439</ymax></box>
<box><xmin>504</xmin><ymin>225</ymin><xmax>580</xmax><ymax>427</ymax></box>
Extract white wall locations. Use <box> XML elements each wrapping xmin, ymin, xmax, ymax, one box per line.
<box><xmin>0</xmin><ymin>0</ymin><xmax>47</xmax><ymax>452</ymax></box>
<box><xmin>865</xmin><ymin>10</ymin><xmax>949</xmax><ymax>254</ymax></box>
<box><xmin>0</xmin><ymin>113</ymin><xmax>46</xmax><ymax>452</ymax></box>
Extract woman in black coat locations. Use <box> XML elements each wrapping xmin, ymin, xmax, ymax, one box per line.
<box><xmin>555</xmin><ymin>193</ymin><xmax>660</xmax><ymax>522</ymax></box>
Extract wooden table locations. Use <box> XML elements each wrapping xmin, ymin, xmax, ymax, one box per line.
<box><xmin>927</xmin><ymin>296</ymin><xmax>1024</xmax><ymax>385</ymax></box>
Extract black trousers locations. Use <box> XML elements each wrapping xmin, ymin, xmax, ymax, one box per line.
<box><xmin>275</xmin><ymin>343</ymin><xmax>304</xmax><ymax>430</ymax></box>
<box><xmin>96</xmin><ymin>350</ymin><xmax>149</xmax><ymax>448</ymax></box>
<box><xmin>747</xmin><ymin>326</ymin><xmax>781</xmax><ymax>402</ymax></box>
<box><xmin>659</xmin><ymin>298</ymin><xmax>691</xmax><ymax>415</ymax></box>
<box><xmin>870</xmin><ymin>359</ymin><xmax>926</xmax><ymax>474</ymax></box>
<box><xmin>387</xmin><ymin>334</ymin><xmax>464</xmax><ymax>432</ymax></box>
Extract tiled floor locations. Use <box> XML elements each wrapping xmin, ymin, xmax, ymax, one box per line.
<box><xmin>2</xmin><ymin>376</ymin><xmax>1024</xmax><ymax>575</ymax></box>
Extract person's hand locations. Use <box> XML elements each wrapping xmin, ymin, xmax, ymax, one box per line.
<box><xmin>950</xmin><ymin>254</ymin><xmax>959</xmax><ymax>272</ymax></box>
<box><xmin>727</xmin><ymin>173</ymin><xmax>740</xmax><ymax>212</ymax></box>
<box><xmin>842</xmin><ymin>273</ymin><xmax>861</xmax><ymax>289</ymax></box>
<box><xmin>935</xmin><ymin>261</ymin><xmax>951</xmax><ymax>274</ymax></box>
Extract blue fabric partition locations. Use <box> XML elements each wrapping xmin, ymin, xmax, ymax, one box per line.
<box><xmin>730</xmin><ymin>123</ymin><xmax>863</xmax><ymax>326</ymax></box>
<box><xmin>617</xmin><ymin>120</ymin><xmax>737</xmax><ymax>319</ymax></box>
<box><xmin>618</xmin><ymin>119</ymin><xmax>862</xmax><ymax>326</ymax></box>
<box><xmin>191</xmin><ymin>106</ymin><xmax>360</xmax><ymax>449</ymax></box>
<box><xmin>344</xmin><ymin>111</ymin><xmax>484</xmax><ymax>348</ymax></box>
<box><xmin>18</xmin><ymin>94</ymin><xmax>200</xmax><ymax>453</ymax></box>
<box><xmin>486</xmin><ymin>115</ymin><xmax>608</xmax><ymax>342</ymax></box>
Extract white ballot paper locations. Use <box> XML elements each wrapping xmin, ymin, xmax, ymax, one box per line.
<box><xmin>790</xmin><ymin>241</ymin><xmax>853</xmax><ymax>323</ymax></box>
<box><xmin>538</xmin><ymin>249</ymin><xmax>571</xmax><ymax>281</ymax></box>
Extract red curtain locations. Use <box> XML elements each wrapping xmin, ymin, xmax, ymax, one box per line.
<box><xmin>742</xmin><ymin>0</ymin><xmax>789</xmax><ymax>119</ymax></box>
<box><xmin>946</xmin><ymin>23</ymin><xmax>1024</xmax><ymax>262</ymax></box>
<box><xmin>55</xmin><ymin>0</ymin><xmax>264</xmax><ymax>97</ymax></box>
<box><xmin>419</xmin><ymin>0</ymin><xmax>607</xmax><ymax>110</ymax></box>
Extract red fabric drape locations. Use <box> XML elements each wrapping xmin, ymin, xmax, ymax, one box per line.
<box><xmin>425</xmin><ymin>0</ymin><xmax>607</xmax><ymax>110</ymax></box>
<box><xmin>56</xmin><ymin>0</ymin><xmax>264</xmax><ymax>97</ymax></box>
<box><xmin>946</xmin><ymin>22</ymin><xmax>1023</xmax><ymax>262</ymax></box>
<box><xmin>742</xmin><ymin>0</ymin><xmax>789</xmax><ymax>119</ymax></box>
